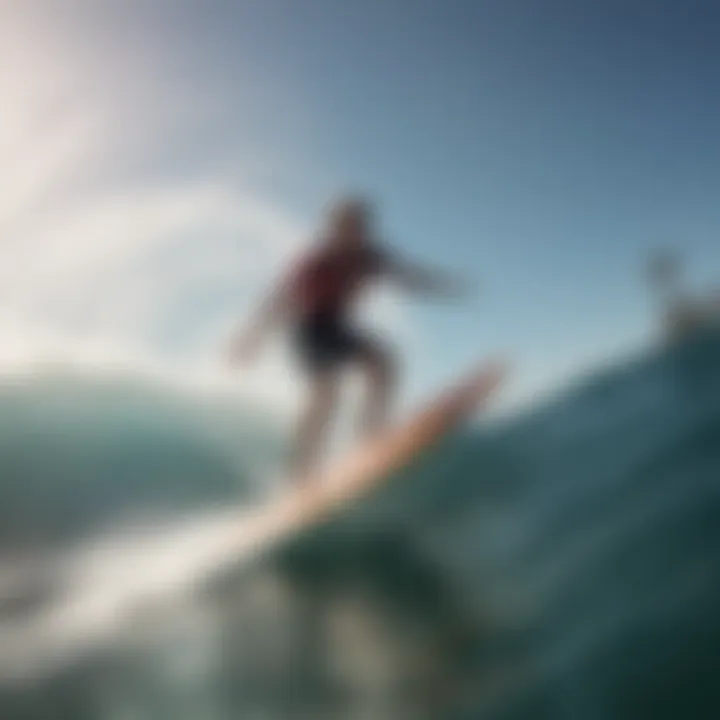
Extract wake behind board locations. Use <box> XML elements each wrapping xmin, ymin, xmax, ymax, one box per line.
<box><xmin>213</xmin><ymin>358</ymin><xmax>509</xmax><ymax>577</ymax></box>
<box><xmin>0</xmin><ymin>359</ymin><xmax>507</xmax><ymax>681</ymax></box>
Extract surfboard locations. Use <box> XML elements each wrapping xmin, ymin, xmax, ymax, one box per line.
<box><xmin>216</xmin><ymin>357</ymin><xmax>509</xmax><ymax>568</ymax></box>
<box><xmin>0</xmin><ymin>358</ymin><xmax>508</xmax><ymax>680</ymax></box>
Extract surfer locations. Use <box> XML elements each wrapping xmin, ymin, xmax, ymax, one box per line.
<box><xmin>228</xmin><ymin>196</ymin><xmax>470</xmax><ymax>478</ymax></box>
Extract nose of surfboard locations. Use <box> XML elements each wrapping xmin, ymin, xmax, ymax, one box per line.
<box><xmin>281</xmin><ymin>357</ymin><xmax>510</xmax><ymax>530</ymax></box>
<box><xmin>450</xmin><ymin>357</ymin><xmax>509</xmax><ymax>413</ymax></box>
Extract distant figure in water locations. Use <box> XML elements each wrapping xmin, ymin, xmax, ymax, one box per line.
<box><xmin>229</xmin><ymin>196</ymin><xmax>471</xmax><ymax>478</ymax></box>
<box><xmin>646</xmin><ymin>249</ymin><xmax>720</xmax><ymax>344</ymax></box>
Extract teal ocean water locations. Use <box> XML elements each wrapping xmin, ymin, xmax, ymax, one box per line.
<box><xmin>1</xmin><ymin>330</ymin><xmax>719</xmax><ymax>719</ymax></box>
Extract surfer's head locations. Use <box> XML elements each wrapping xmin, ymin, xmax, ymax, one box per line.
<box><xmin>325</xmin><ymin>196</ymin><xmax>373</xmax><ymax>250</ymax></box>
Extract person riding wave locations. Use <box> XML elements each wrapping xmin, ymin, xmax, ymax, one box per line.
<box><xmin>229</xmin><ymin>196</ymin><xmax>471</xmax><ymax>479</ymax></box>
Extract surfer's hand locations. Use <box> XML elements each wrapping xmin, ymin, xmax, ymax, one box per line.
<box><xmin>435</xmin><ymin>275</ymin><xmax>476</xmax><ymax>303</ymax></box>
<box><xmin>227</xmin><ymin>333</ymin><xmax>260</xmax><ymax>367</ymax></box>
<box><xmin>449</xmin><ymin>277</ymin><xmax>477</xmax><ymax>301</ymax></box>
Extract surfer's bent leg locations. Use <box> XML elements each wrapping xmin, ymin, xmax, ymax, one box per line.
<box><xmin>355</xmin><ymin>336</ymin><xmax>396</xmax><ymax>439</ymax></box>
<box><xmin>290</xmin><ymin>313</ymin><xmax>347</xmax><ymax>478</ymax></box>
<box><xmin>291</xmin><ymin>370</ymin><xmax>340</xmax><ymax>479</ymax></box>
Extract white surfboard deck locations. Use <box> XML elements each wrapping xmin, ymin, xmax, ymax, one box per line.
<box><xmin>215</xmin><ymin>357</ymin><xmax>509</xmax><ymax>567</ymax></box>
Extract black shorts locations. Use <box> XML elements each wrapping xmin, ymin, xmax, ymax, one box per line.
<box><xmin>293</xmin><ymin>312</ymin><xmax>372</xmax><ymax>374</ymax></box>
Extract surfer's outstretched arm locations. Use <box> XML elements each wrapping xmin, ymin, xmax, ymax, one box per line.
<box><xmin>228</xmin><ymin>283</ymin><xmax>291</xmax><ymax>365</ymax></box>
<box><xmin>385</xmin><ymin>254</ymin><xmax>473</xmax><ymax>300</ymax></box>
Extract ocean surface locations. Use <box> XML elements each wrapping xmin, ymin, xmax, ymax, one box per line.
<box><xmin>0</xmin><ymin>329</ymin><xmax>719</xmax><ymax>719</ymax></box>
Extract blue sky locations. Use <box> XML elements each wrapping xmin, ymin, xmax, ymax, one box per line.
<box><xmin>1</xmin><ymin>0</ymin><xmax>719</xmax><ymax>412</ymax></box>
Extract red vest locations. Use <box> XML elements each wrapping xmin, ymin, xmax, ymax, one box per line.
<box><xmin>287</xmin><ymin>244</ymin><xmax>386</xmax><ymax>316</ymax></box>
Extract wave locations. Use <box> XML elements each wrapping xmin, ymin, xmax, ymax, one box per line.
<box><xmin>1</xmin><ymin>331</ymin><xmax>719</xmax><ymax>718</ymax></box>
